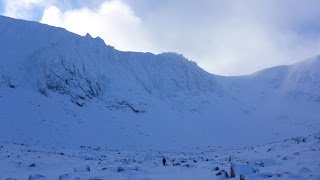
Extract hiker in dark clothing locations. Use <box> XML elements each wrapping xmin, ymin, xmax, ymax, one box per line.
<box><xmin>162</xmin><ymin>158</ymin><xmax>166</xmax><ymax>166</ymax></box>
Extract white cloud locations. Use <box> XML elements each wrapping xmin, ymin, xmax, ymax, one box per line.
<box><xmin>128</xmin><ymin>0</ymin><xmax>320</xmax><ymax>75</ymax></box>
<box><xmin>2</xmin><ymin>0</ymin><xmax>53</xmax><ymax>19</ymax></box>
<box><xmin>41</xmin><ymin>0</ymin><xmax>155</xmax><ymax>53</ymax></box>
<box><xmin>196</xmin><ymin>15</ymin><xmax>320</xmax><ymax>76</ymax></box>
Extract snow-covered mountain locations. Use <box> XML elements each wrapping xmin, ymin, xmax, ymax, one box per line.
<box><xmin>217</xmin><ymin>55</ymin><xmax>320</xmax><ymax>103</ymax></box>
<box><xmin>0</xmin><ymin>15</ymin><xmax>221</xmax><ymax>112</ymax></box>
<box><xmin>0</xmin><ymin>15</ymin><xmax>319</xmax><ymax>149</ymax></box>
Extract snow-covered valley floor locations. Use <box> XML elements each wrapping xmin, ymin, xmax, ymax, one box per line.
<box><xmin>1</xmin><ymin>134</ymin><xmax>319</xmax><ymax>180</ymax></box>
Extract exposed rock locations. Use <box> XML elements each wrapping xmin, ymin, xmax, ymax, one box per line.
<box><xmin>117</xmin><ymin>167</ymin><xmax>124</xmax><ymax>172</ymax></box>
<box><xmin>230</xmin><ymin>165</ymin><xmax>236</xmax><ymax>178</ymax></box>
<box><xmin>128</xmin><ymin>166</ymin><xmax>139</xmax><ymax>171</ymax></box>
<box><xmin>59</xmin><ymin>174</ymin><xmax>71</xmax><ymax>180</ymax></box>
<box><xmin>216</xmin><ymin>170</ymin><xmax>229</xmax><ymax>177</ymax></box>
<box><xmin>101</xmin><ymin>167</ymin><xmax>109</xmax><ymax>171</ymax></box>
<box><xmin>173</xmin><ymin>162</ymin><xmax>180</xmax><ymax>166</ymax></box>
<box><xmin>274</xmin><ymin>173</ymin><xmax>282</xmax><ymax>177</ymax></box>
<box><xmin>29</xmin><ymin>163</ymin><xmax>36</xmax><ymax>167</ymax></box>
<box><xmin>28</xmin><ymin>174</ymin><xmax>46</xmax><ymax>180</ymax></box>
<box><xmin>74</xmin><ymin>165</ymin><xmax>90</xmax><ymax>172</ymax></box>
<box><xmin>259</xmin><ymin>173</ymin><xmax>273</xmax><ymax>178</ymax></box>
<box><xmin>240</xmin><ymin>175</ymin><xmax>245</xmax><ymax>180</ymax></box>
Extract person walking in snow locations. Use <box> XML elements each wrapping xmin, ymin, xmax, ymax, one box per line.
<box><xmin>162</xmin><ymin>158</ymin><xmax>166</xmax><ymax>166</ymax></box>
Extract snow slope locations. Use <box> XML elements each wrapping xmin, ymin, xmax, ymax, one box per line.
<box><xmin>0</xmin><ymin>15</ymin><xmax>319</xmax><ymax>150</ymax></box>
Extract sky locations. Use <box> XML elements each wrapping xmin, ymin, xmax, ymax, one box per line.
<box><xmin>1</xmin><ymin>0</ymin><xmax>320</xmax><ymax>76</ymax></box>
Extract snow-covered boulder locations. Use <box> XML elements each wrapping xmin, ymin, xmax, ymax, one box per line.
<box><xmin>230</xmin><ymin>164</ymin><xmax>256</xmax><ymax>178</ymax></box>
<box><xmin>28</xmin><ymin>174</ymin><xmax>46</xmax><ymax>180</ymax></box>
